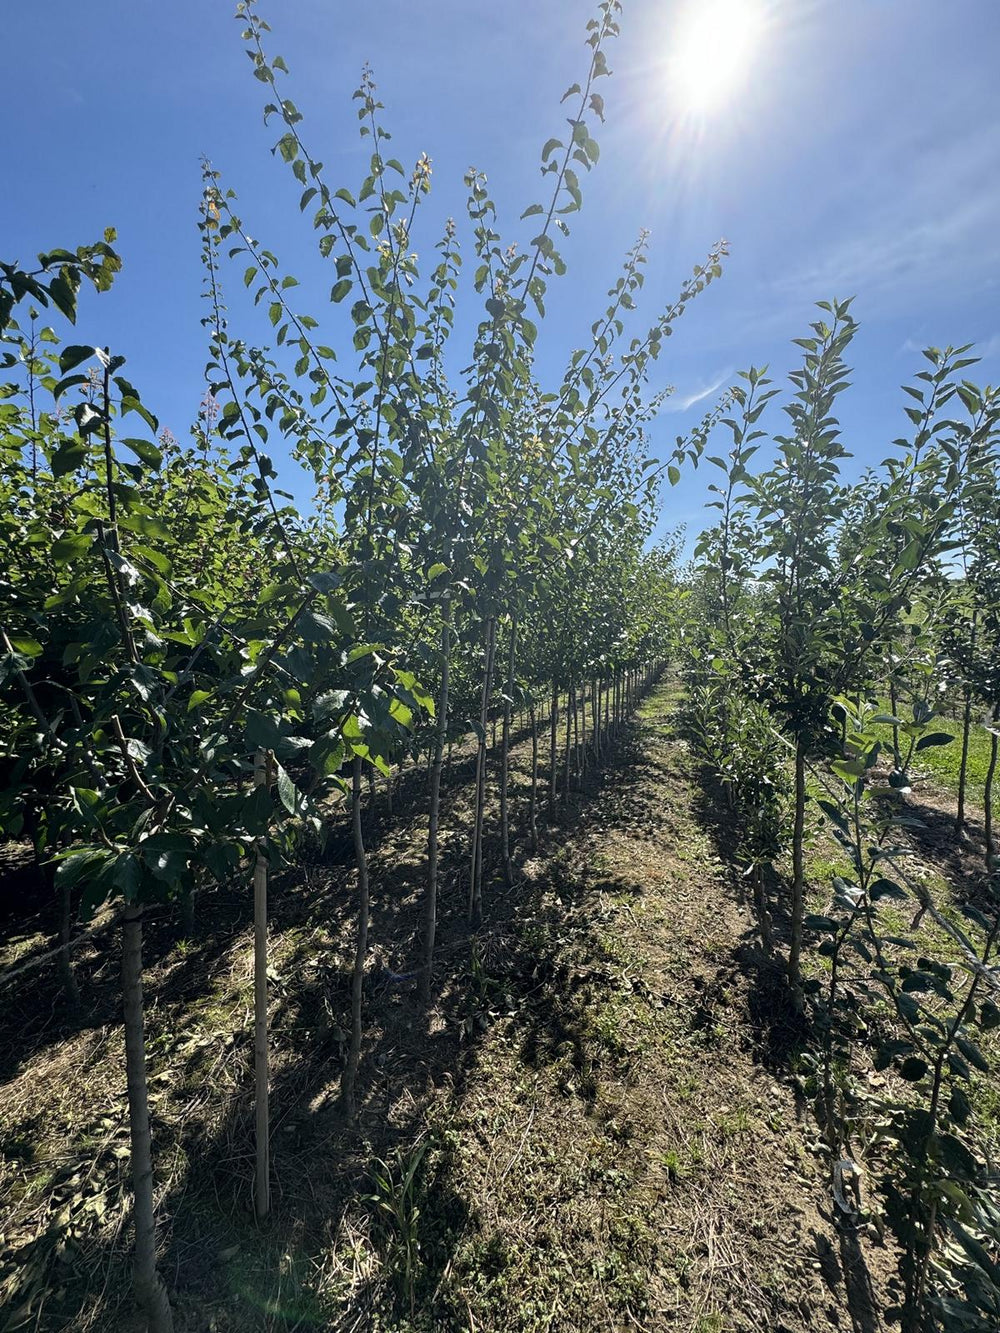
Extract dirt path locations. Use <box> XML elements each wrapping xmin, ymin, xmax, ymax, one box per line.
<box><xmin>0</xmin><ymin>680</ymin><xmax>890</xmax><ymax>1331</ymax></box>
<box><xmin>412</xmin><ymin>681</ymin><xmax>884</xmax><ymax>1332</ymax></box>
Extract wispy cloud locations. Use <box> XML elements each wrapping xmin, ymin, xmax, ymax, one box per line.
<box><xmin>773</xmin><ymin>120</ymin><xmax>1000</xmax><ymax>314</ymax></box>
<box><xmin>665</xmin><ymin>368</ymin><xmax>731</xmax><ymax>413</ymax></box>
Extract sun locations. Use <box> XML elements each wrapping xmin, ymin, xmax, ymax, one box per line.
<box><xmin>668</xmin><ymin>0</ymin><xmax>766</xmax><ymax>115</ymax></box>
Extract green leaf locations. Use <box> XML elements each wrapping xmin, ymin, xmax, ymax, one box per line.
<box><xmin>51</xmin><ymin>439</ymin><xmax>88</xmax><ymax>478</ymax></box>
<box><xmin>915</xmin><ymin>732</ymin><xmax>954</xmax><ymax>751</ymax></box>
<box><xmin>944</xmin><ymin>1220</ymin><xmax>1000</xmax><ymax>1286</ymax></box>
<box><xmin>831</xmin><ymin>758</ymin><xmax>865</xmax><ymax>784</ymax></box>
<box><xmin>937</xmin><ymin>1133</ymin><xmax>979</xmax><ymax>1182</ymax></box>
<box><xmin>7</xmin><ymin>636</ymin><xmax>42</xmax><ymax>657</ymax></box>
<box><xmin>306</xmin><ymin>570</ymin><xmax>342</xmax><ymax>594</ymax></box>
<box><xmin>112</xmin><ymin>851</ymin><xmax>143</xmax><ymax>903</ymax></box>
<box><xmin>955</xmin><ymin>1035</ymin><xmax>989</xmax><ymax>1073</ymax></box>
<box><xmin>47</xmin><ymin>275</ymin><xmax>78</xmax><ymax>322</ymax></box>
<box><xmin>51</xmin><ymin>532</ymin><xmax>93</xmax><ymax>563</ymax></box>
<box><xmin>869</xmin><ymin>878</ymin><xmax>907</xmax><ymax>902</ymax></box>
<box><xmin>55</xmin><ymin>847</ymin><xmax>109</xmax><ymax>889</ymax></box>
<box><xmin>899</xmin><ymin>1056</ymin><xmax>928</xmax><ymax>1082</ymax></box>
<box><xmin>59</xmin><ymin>344</ymin><xmax>96</xmax><ymax>373</ymax></box>
<box><xmin>121</xmin><ymin>437</ymin><xmax>163</xmax><ymax>469</ymax></box>
<box><xmin>275</xmin><ymin>763</ymin><xmax>303</xmax><ymax>816</ymax></box>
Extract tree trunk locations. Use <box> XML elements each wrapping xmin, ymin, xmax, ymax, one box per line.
<box><xmin>253</xmin><ymin>751</ymin><xmax>270</xmax><ymax>1221</ymax></box>
<box><xmin>956</xmin><ymin>687</ymin><xmax>973</xmax><ymax>836</ymax></box>
<box><xmin>592</xmin><ymin>678</ymin><xmax>600</xmax><ymax>765</ymax></box>
<box><xmin>789</xmin><ymin>738</ymin><xmax>807</xmax><ymax>997</ymax></box>
<box><xmin>421</xmin><ymin>604</ymin><xmax>451</xmax><ymax>1004</ymax></box>
<box><xmin>529</xmin><ymin>699</ymin><xmax>539</xmax><ymax>856</ymax></box>
<box><xmin>548</xmin><ymin>679</ymin><xmax>559</xmax><ymax>821</ymax></box>
<box><xmin>582</xmin><ymin>680</ymin><xmax>589</xmax><ymax>773</ymax></box>
<box><xmin>956</xmin><ymin>613</ymin><xmax>979</xmax><ymax>836</ymax></box>
<box><xmin>573</xmin><ymin>681</ymin><xmax>583</xmax><ymax>782</ymax></box>
<box><xmin>889</xmin><ymin>676</ymin><xmax>901</xmax><ymax>769</ymax></box>
<box><xmin>562</xmin><ymin>678</ymin><xmax>573</xmax><ymax>807</ymax></box>
<box><xmin>122</xmin><ymin>904</ymin><xmax>174</xmax><ymax>1333</ymax></box>
<box><xmin>342</xmin><ymin>756</ymin><xmax>370</xmax><ymax>1120</ymax></box>
<box><xmin>500</xmin><ymin>615</ymin><xmax>518</xmax><ymax>885</ymax></box>
<box><xmin>754</xmin><ymin>865</ymin><xmax>774</xmax><ymax>953</ymax></box>
<box><xmin>985</xmin><ymin>702</ymin><xmax>999</xmax><ymax>870</ymax></box>
<box><xmin>469</xmin><ymin>616</ymin><xmax>496</xmax><ymax>927</ymax></box>
<box><xmin>366</xmin><ymin>764</ymin><xmax>377</xmax><ymax>834</ymax></box>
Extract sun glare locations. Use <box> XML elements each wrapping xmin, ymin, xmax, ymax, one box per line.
<box><xmin>668</xmin><ymin>0</ymin><xmax>766</xmax><ymax>115</ymax></box>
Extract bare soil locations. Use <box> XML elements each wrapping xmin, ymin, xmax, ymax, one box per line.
<box><xmin>0</xmin><ymin>681</ymin><xmax>896</xmax><ymax>1331</ymax></box>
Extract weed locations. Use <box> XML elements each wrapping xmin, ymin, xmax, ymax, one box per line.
<box><xmin>367</xmin><ymin>1137</ymin><xmax>430</xmax><ymax>1318</ymax></box>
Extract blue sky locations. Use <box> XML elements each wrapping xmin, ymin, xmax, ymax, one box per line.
<box><xmin>4</xmin><ymin>0</ymin><xmax>999</xmax><ymax>548</ymax></box>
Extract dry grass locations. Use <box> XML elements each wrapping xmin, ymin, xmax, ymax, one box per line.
<box><xmin>0</xmin><ymin>685</ymin><xmax>891</xmax><ymax>1331</ymax></box>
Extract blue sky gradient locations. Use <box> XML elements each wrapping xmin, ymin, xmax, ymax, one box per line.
<box><xmin>4</xmin><ymin>0</ymin><xmax>999</xmax><ymax>547</ymax></box>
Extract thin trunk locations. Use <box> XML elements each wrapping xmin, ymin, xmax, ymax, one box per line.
<box><xmin>342</xmin><ymin>756</ymin><xmax>370</xmax><ymax>1120</ymax></box>
<box><xmin>754</xmin><ymin>865</ymin><xmax>774</xmax><ymax>953</ymax></box>
<box><xmin>956</xmin><ymin>613</ymin><xmax>979</xmax><ymax>836</ymax></box>
<box><xmin>956</xmin><ymin>687</ymin><xmax>973</xmax><ymax>836</ymax></box>
<box><xmin>592</xmin><ymin>679</ymin><xmax>600</xmax><ymax>765</ymax></box>
<box><xmin>253</xmin><ymin>751</ymin><xmax>270</xmax><ymax>1221</ymax></box>
<box><xmin>122</xmin><ymin>904</ymin><xmax>174</xmax><ymax>1333</ymax></box>
<box><xmin>37</xmin><ymin>846</ymin><xmax>80</xmax><ymax>1009</ymax></box>
<box><xmin>366</xmin><ymin>765</ymin><xmax>377</xmax><ymax>833</ymax></box>
<box><xmin>548</xmin><ymin>680</ymin><xmax>559</xmax><ymax>820</ymax></box>
<box><xmin>789</xmin><ymin>738</ymin><xmax>807</xmax><ymax>997</ymax></box>
<box><xmin>580</xmin><ymin>680</ymin><xmax>588</xmax><ymax>773</ymax></box>
<box><xmin>469</xmin><ymin>616</ymin><xmax>496</xmax><ymax>927</ymax></box>
<box><xmin>889</xmin><ymin>677</ymin><xmax>901</xmax><ymax>769</ymax></box>
<box><xmin>573</xmin><ymin>682</ymin><xmax>582</xmax><ymax>782</ymax></box>
<box><xmin>562</xmin><ymin>678</ymin><xmax>573</xmax><ymax>806</ymax></box>
<box><xmin>421</xmin><ymin>604</ymin><xmax>451</xmax><ymax>1004</ymax></box>
<box><xmin>985</xmin><ymin>703</ymin><xmax>999</xmax><ymax>869</ymax></box>
<box><xmin>500</xmin><ymin>615</ymin><xmax>518</xmax><ymax>885</ymax></box>
<box><xmin>529</xmin><ymin>700</ymin><xmax>539</xmax><ymax>856</ymax></box>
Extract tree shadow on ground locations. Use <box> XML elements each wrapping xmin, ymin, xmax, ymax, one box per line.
<box><xmin>811</xmin><ymin>1224</ymin><xmax>883</xmax><ymax>1333</ymax></box>
<box><xmin>673</xmin><ymin>708</ymin><xmax>890</xmax><ymax>1333</ymax></box>
<box><xmin>683</xmin><ymin>753</ymin><xmax>809</xmax><ymax>1071</ymax></box>
<box><xmin>0</xmin><ymin>691</ymin><xmax>650</xmax><ymax>1331</ymax></box>
<box><xmin>897</xmin><ymin>794</ymin><xmax>993</xmax><ymax>904</ymax></box>
<box><xmin>0</xmin><ymin>708</ymin><xmax>550</xmax><ymax>1089</ymax></box>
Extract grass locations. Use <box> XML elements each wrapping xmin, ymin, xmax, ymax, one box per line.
<box><xmin>869</xmin><ymin>702</ymin><xmax>996</xmax><ymax>800</ymax></box>
<box><xmin>0</xmin><ymin>680</ymin><xmax>888</xmax><ymax>1332</ymax></box>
